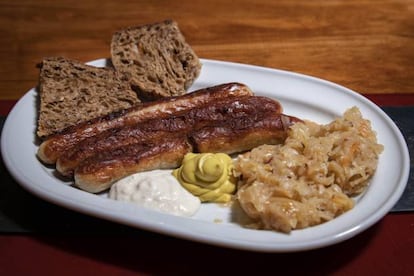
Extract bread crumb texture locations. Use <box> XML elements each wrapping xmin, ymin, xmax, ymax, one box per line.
<box><xmin>37</xmin><ymin>57</ymin><xmax>140</xmax><ymax>138</ymax></box>
<box><xmin>111</xmin><ymin>20</ymin><xmax>202</xmax><ymax>100</ymax></box>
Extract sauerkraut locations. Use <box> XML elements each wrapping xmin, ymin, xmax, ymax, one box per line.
<box><xmin>234</xmin><ymin>107</ymin><xmax>383</xmax><ymax>233</ymax></box>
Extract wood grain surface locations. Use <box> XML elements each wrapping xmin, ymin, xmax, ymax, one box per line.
<box><xmin>0</xmin><ymin>0</ymin><xmax>413</xmax><ymax>99</ymax></box>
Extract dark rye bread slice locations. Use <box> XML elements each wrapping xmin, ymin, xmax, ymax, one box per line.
<box><xmin>36</xmin><ymin>57</ymin><xmax>140</xmax><ymax>138</ymax></box>
<box><xmin>111</xmin><ymin>20</ymin><xmax>202</xmax><ymax>100</ymax></box>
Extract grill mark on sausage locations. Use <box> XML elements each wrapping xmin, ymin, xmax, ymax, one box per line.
<box><xmin>56</xmin><ymin>96</ymin><xmax>282</xmax><ymax>176</ymax></box>
<box><xmin>72</xmin><ymin>113</ymin><xmax>301</xmax><ymax>193</ymax></box>
<box><xmin>74</xmin><ymin>137</ymin><xmax>193</xmax><ymax>193</ymax></box>
<box><xmin>190</xmin><ymin>114</ymin><xmax>301</xmax><ymax>154</ymax></box>
<box><xmin>38</xmin><ymin>82</ymin><xmax>254</xmax><ymax>164</ymax></box>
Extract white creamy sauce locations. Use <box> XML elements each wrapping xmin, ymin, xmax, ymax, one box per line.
<box><xmin>109</xmin><ymin>170</ymin><xmax>201</xmax><ymax>217</ymax></box>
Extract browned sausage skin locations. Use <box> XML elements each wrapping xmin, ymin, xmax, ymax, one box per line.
<box><xmin>56</xmin><ymin>95</ymin><xmax>282</xmax><ymax>176</ymax></box>
<box><xmin>38</xmin><ymin>82</ymin><xmax>254</xmax><ymax>164</ymax></box>
<box><xmin>74</xmin><ymin>137</ymin><xmax>193</xmax><ymax>193</ymax></box>
<box><xmin>190</xmin><ymin>113</ymin><xmax>300</xmax><ymax>154</ymax></box>
<box><xmin>36</xmin><ymin>82</ymin><xmax>302</xmax><ymax>194</ymax></box>
<box><xmin>72</xmin><ymin>113</ymin><xmax>300</xmax><ymax>193</ymax></box>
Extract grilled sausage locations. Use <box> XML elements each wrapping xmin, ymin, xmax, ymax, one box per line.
<box><xmin>38</xmin><ymin>82</ymin><xmax>254</xmax><ymax>164</ymax></box>
<box><xmin>190</xmin><ymin>113</ymin><xmax>301</xmax><ymax>154</ymax></box>
<box><xmin>72</xmin><ymin>113</ymin><xmax>300</xmax><ymax>193</ymax></box>
<box><xmin>56</xmin><ymin>96</ymin><xmax>282</xmax><ymax>176</ymax></box>
<box><xmin>74</xmin><ymin>137</ymin><xmax>193</xmax><ymax>193</ymax></box>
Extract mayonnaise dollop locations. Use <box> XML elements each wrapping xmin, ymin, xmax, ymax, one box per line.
<box><xmin>172</xmin><ymin>153</ymin><xmax>236</xmax><ymax>203</ymax></box>
<box><xmin>109</xmin><ymin>170</ymin><xmax>201</xmax><ymax>217</ymax></box>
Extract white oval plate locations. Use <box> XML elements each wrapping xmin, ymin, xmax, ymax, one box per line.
<box><xmin>1</xmin><ymin>59</ymin><xmax>409</xmax><ymax>252</ymax></box>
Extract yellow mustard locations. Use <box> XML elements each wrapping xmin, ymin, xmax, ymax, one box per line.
<box><xmin>172</xmin><ymin>153</ymin><xmax>236</xmax><ymax>203</ymax></box>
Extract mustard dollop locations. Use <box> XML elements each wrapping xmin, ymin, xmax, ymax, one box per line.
<box><xmin>172</xmin><ymin>153</ymin><xmax>236</xmax><ymax>203</ymax></box>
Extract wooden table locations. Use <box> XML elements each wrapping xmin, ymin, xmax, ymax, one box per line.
<box><xmin>1</xmin><ymin>1</ymin><xmax>413</xmax><ymax>275</ymax></box>
<box><xmin>1</xmin><ymin>0</ymin><xmax>414</xmax><ymax>99</ymax></box>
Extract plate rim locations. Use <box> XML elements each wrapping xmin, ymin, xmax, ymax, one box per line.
<box><xmin>1</xmin><ymin>58</ymin><xmax>410</xmax><ymax>252</ymax></box>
